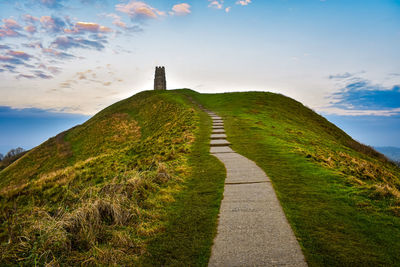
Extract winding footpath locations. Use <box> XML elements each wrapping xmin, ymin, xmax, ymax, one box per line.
<box><xmin>204</xmin><ymin>108</ymin><xmax>307</xmax><ymax>266</ymax></box>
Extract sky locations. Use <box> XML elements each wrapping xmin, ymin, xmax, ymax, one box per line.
<box><xmin>0</xmin><ymin>0</ymin><xmax>399</xmax><ymax>154</ymax></box>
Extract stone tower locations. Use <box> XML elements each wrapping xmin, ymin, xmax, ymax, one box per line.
<box><xmin>154</xmin><ymin>66</ymin><xmax>166</xmax><ymax>90</ymax></box>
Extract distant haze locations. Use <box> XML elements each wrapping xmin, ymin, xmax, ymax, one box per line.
<box><xmin>374</xmin><ymin>147</ymin><xmax>400</xmax><ymax>162</ymax></box>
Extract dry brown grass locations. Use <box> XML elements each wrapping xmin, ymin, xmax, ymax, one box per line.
<box><xmin>0</xmin><ymin>160</ymin><xmax>186</xmax><ymax>265</ymax></box>
<box><xmin>298</xmin><ymin>147</ymin><xmax>400</xmax><ymax>200</ymax></box>
<box><xmin>1</xmin><ymin>171</ymin><xmax>148</xmax><ymax>265</ymax></box>
<box><xmin>0</xmin><ymin>156</ymin><xmax>102</xmax><ymax>198</ymax></box>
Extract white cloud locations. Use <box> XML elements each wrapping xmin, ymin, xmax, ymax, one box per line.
<box><xmin>236</xmin><ymin>0</ymin><xmax>251</xmax><ymax>6</ymax></box>
<box><xmin>319</xmin><ymin>107</ymin><xmax>400</xmax><ymax>116</ymax></box>
<box><xmin>208</xmin><ymin>0</ymin><xmax>223</xmax><ymax>9</ymax></box>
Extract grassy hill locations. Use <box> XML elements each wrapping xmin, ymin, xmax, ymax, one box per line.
<box><xmin>184</xmin><ymin>89</ymin><xmax>400</xmax><ymax>266</ymax></box>
<box><xmin>0</xmin><ymin>90</ymin><xmax>225</xmax><ymax>265</ymax></box>
<box><xmin>1</xmin><ymin>89</ymin><xmax>400</xmax><ymax>266</ymax></box>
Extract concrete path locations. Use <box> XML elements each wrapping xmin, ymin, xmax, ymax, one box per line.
<box><xmin>204</xmin><ymin>110</ymin><xmax>307</xmax><ymax>267</ymax></box>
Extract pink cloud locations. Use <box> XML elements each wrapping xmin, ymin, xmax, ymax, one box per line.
<box><xmin>209</xmin><ymin>1</ymin><xmax>223</xmax><ymax>9</ymax></box>
<box><xmin>0</xmin><ymin>18</ymin><xmax>23</xmax><ymax>38</ymax></box>
<box><xmin>2</xmin><ymin>18</ymin><xmax>21</xmax><ymax>29</ymax></box>
<box><xmin>7</xmin><ymin>50</ymin><xmax>33</xmax><ymax>60</ymax></box>
<box><xmin>0</xmin><ymin>28</ymin><xmax>20</xmax><ymax>38</ymax></box>
<box><xmin>42</xmin><ymin>48</ymin><xmax>75</xmax><ymax>59</ymax></box>
<box><xmin>24</xmin><ymin>25</ymin><xmax>37</xmax><ymax>33</ymax></box>
<box><xmin>116</xmin><ymin>1</ymin><xmax>165</xmax><ymax>19</ymax></box>
<box><xmin>171</xmin><ymin>3</ymin><xmax>191</xmax><ymax>16</ymax></box>
<box><xmin>23</xmin><ymin>14</ymin><xmax>39</xmax><ymax>23</ymax></box>
<box><xmin>40</xmin><ymin>16</ymin><xmax>66</xmax><ymax>33</ymax></box>
<box><xmin>65</xmin><ymin>22</ymin><xmax>112</xmax><ymax>34</ymax></box>
<box><xmin>113</xmin><ymin>20</ymin><xmax>127</xmax><ymax>28</ymax></box>
<box><xmin>236</xmin><ymin>0</ymin><xmax>251</xmax><ymax>6</ymax></box>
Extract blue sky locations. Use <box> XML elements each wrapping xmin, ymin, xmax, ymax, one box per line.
<box><xmin>0</xmin><ymin>106</ymin><xmax>89</xmax><ymax>155</ymax></box>
<box><xmin>0</xmin><ymin>0</ymin><xmax>399</xmax><ymax>154</ymax></box>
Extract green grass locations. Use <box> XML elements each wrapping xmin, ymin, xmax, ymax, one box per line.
<box><xmin>0</xmin><ymin>90</ymin><xmax>225</xmax><ymax>266</ymax></box>
<box><xmin>142</xmin><ymin>98</ymin><xmax>226</xmax><ymax>266</ymax></box>
<box><xmin>183</xmin><ymin>89</ymin><xmax>400</xmax><ymax>266</ymax></box>
<box><xmin>2</xmin><ymin>88</ymin><xmax>400</xmax><ymax>266</ymax></box>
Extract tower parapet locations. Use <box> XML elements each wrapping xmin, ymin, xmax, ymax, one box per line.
<box><xmin>154</xmin><ymin>66</ymin><xmax>166</xmax><ymax>90</ymax></box>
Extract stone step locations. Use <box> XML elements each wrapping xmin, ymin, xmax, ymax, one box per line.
<box><xmin>212</xmin><ymin>126</ymin><xmax>225</xmax><ymax>129</ymax></box>
<box><xmin>213</xmin><ymin>119</ymin><xmax>223</xmax><ymax>123</ymax></box>
<box><xmin>211</xmin><ymin>116</ymin><xmax>222</xmax><ymax>120</ymax></box>
<box><xmin>211</xmin><ymin>134</ymin><xmax>227</xmax><ymax>139</ymax></box>
<box><xmin>212</xmin><ymin>129</ymin><xmax>225</xmax><ymax>134</ymax></box>
<box><xmin>210</xmin><ymin>139</ymin><xmax>231</xmax><ymax>147</ymax></box>
<box><xmin>210</xmin><ymin>146</ymin><xmax>234</xmax><ymax>154</ymax></box>
<box><xmin>213</xmin><ymin>123</ymin><xmax>224</xmax><ymax>126</ymax></box>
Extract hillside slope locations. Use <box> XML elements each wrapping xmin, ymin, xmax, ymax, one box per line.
<box><xmin>184</xmin><ymin>89</ymin><xmax>400</xmax><ymax>266</ymax></box>
<box><xmin>0</xmin><ymin>90</ymin><xmax>225</xmax><ymax>265</ymax></box>
<box><xmin>1</xmin><ymin>89</ymin><xmax>400</xmax><ymax>266</ymax></box>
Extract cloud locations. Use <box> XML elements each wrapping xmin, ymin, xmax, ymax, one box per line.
<box><xmin>40</xmin><ymin>16</ymin><xmax>66</xmax><ymax>33</ymax></box>
<box><xmin>171</xmin><ymin>3</ymin><xmax>191</xmax><ymax>16</ymax></box>
<box><xmin>50</xmin><ymin>36</ymin><xmax>106</xmax><ymax>50</ymax></box>
<box><xmin>79</xmin><ymin>0</ymin><xmax>106</xmax><ymax>3</ymax></box>
<box><xmin>0</xmin><ymin>50</ymin><xmax>38</xmax><ymax>76</ymax></box>
<box><xmin>0</xmin><ymin>45</ymin><xmax>11</xmax><ymax>50</ymax></box>
<box><xmin>59</xmin><ymin>67</ymin><xmax>121</xmax><ymax>91</ymax></box>
<box><xmin>0</xmin><ymin>18</ymin><xmax>23</xmax><ymax>38</ymax></box>
<box><xmin>36</xmin><ymin>0</ymin><xmax>64</xmax><ymax>9</ymax></box>
<box><xmin>0</xmin><ymin>28</ymin><xmax>21</xmax><ymax>38</ymax></box>
<box><xmin>113</xmin><ymin>20</ymin><xmax>127</xmax><ymax>28</ymax></box>
<box><xmin>16</xmin><ymin>74</ymin><xmax>36</xmax><ymax>79</ymax></box>
<box><xmin>7</xmin><ymin>50</ymin><xmax>33</xmax><ymax>60</ymax></box>
<box><xmin>103</xmin><ymin>13</ymin><xmax>143</xmax><ymax>33</ymax></box>
<box><xmin>209</xmin><ymin>0</ymin><xmax>224</xmax><ymax>9</ymax></box>
<box><xmin>0</xmin><ymin>55</ymin><xmax>25</xmax><ymax>65</ymax></box>
<box><xmin>328</xmin><ymin>75</ymin><xmax>400</xmax><ymax>116</ymax></box>
<box><xmin>42</xmin><ymin>48</ymin><xmax>75</xmax><ymax>59</ymax></box>
<box><xmin>38</xmin><ymin>63</ymin><xmax>61</xmax><ymax>74</ymax></box>
<box><xmin>22</xmin><ymin>14</ymin><xmax>39</xmax><ymax>23</ymax></box>
<box><xmin>116</xmin><ymin>1</ymin><xmax>165</xmax><ymax>20</ymax></box>
<box><xmin>329</xmin><ymin>72</ymin><xmax>353</xmax><ymax>79</ymax></box>
<box><xmin>13</xmin><ymin>68</ymin><xmax>54</xmax><ymax>80</ymax></box>
<box><xmin>2</xmin><ymin>19</ymin><xmax>21</xmax><ymax>29</ymax></box>
<box><xmin>64</xmin><ymin>21</ymin><xmax>112</xmax><ymax>34</ymax></box>
<box><xmin>23</xmin><ymin>41</ymin><xmax>43</xmax><ymax>49</ymax></box>
<box><xmin>34</xmin><ymin>70</ymin><xmax>53</xmax><ymax>79</ymax></box>
<box><xmin>319</xmin><ymin>107</ymin><xmax>400</xmax><ymax>116</ymax></box>
<box><xmin>333</xmin><ymin>82</ymin><xmax>400</xmax><ymax>110</ymax></box>
<box><xmin>2</xmin><ymin>64</ymin><xmax>17</xmax><ymax>72</ymax></box>
<box><xmin>236</xmin><ymin>0</ymin><xmax>251</xmax><ymax>6</ymax></box>
<box><xmin>24</xmin><ymin>25</ymin><xmax>37</xmax><ymax>34</ymax></box>
<box><xmin>34</xmin><ymin>0</ymin><xmax>108</xmax><ymax>9</ymax></box>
